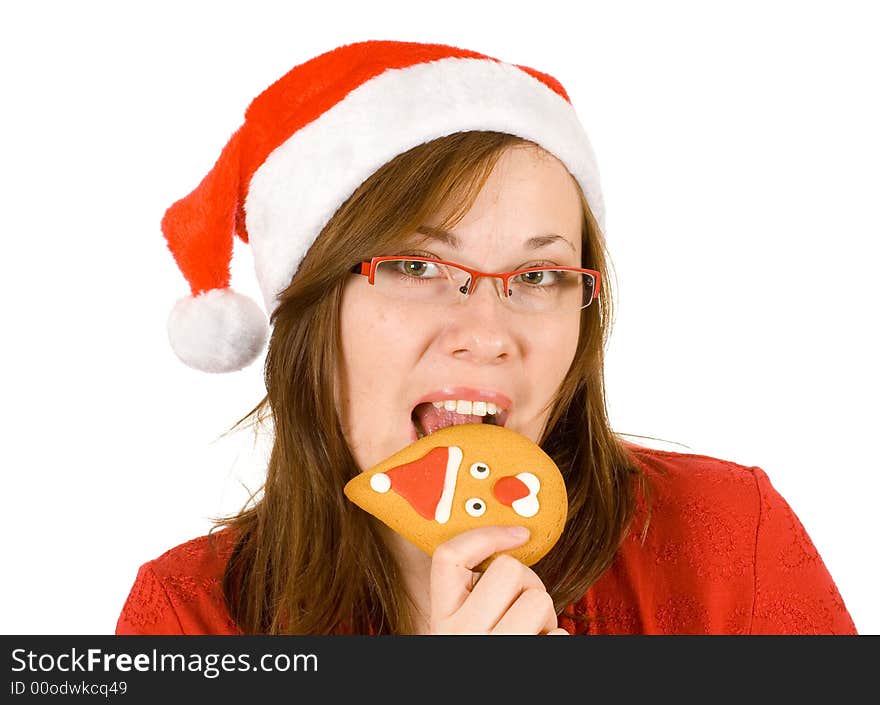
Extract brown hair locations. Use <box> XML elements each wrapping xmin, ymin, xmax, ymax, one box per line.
<box><xmin>215</xmin><ymin>131</ymin><xmax>651</xmax><ymax>634</ymax></box>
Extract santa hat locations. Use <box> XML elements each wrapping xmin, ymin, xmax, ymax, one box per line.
<box><xmin>162</xmin><ymin>40</ymin><xmax>605</xmax><ymax>373</ymax></box>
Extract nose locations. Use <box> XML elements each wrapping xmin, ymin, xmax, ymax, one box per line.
<box><xmin>441</xmin><ymin>275</ymin><xmax>517</xmax><ymax>364</ymax></box>
<box><xmin>493</xmin><ymin>475</ymin><xmax>530</xmax><ymax>506</ymax></box>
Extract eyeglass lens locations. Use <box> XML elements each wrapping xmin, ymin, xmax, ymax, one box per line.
<box><xmin>373</xmin><ymin>259</ymin><xmax>595</xmax><ymax>312</ymax></box>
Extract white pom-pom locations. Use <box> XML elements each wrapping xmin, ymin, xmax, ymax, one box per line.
<box><xmin>167</xmin><ymin>288</ymin><xmax>269</xmax><ymax>373</ymax></box>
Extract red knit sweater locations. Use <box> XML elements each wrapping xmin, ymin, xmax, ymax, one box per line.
<box><xmin>115</xmin><ymin>445</ymin><xmax>857</xmax><ymax>635</ymax></box>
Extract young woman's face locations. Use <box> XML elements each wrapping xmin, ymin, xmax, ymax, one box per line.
<box><xmin>338</xmin><ymin>145</ymin><xmax>583</xmax><ymax>471</ymax></box>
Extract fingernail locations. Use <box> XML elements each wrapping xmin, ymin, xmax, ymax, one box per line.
<box><xmin>507</xmin><ymin>526</ymin><xmax>529</xmax><ymax>539</ymax></box>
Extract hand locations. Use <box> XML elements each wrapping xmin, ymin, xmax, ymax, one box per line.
<box><xmin>427</xmin><ymin>525</ymin><xmax>569</xmax><ymax>635</ymax></box>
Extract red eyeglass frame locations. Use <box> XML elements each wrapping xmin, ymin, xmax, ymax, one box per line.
<box><xmin>351</xmin><ymin>256</ymin><xmax>602</xmax><ymax>304</ymax></box>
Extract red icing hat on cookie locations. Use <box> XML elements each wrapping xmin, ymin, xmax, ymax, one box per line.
<box><xmin>162</xmin><ymin>40</ymin><xmax>606</xmax><ymax>373</ymax></box>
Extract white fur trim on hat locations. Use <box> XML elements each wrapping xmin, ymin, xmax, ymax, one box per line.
<box><xmin>245</xmin><ymin>56</ymin><xmax>603</xmax><ymax>317</ymax></box>
<box><xmin>167</xmin><ymin>288</ymin><xmax>268</xmax><ymax>373</ymax></box>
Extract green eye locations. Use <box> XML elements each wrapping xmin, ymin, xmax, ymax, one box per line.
<box><xmin>404</xmin><ymin>261</ymin><xmax>428</xmax><ymax>275</ymax></box>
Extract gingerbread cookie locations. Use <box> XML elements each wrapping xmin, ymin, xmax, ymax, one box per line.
<box><xmin>343</xmin><ymin>423</ymin><xmax>567</xmax><ymax>568</ymax></box>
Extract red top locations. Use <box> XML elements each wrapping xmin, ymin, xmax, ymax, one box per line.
<box><xmin>115</xmin><ymin>445</ymin><xmax>857</xmax><ymax>635</ymax></box>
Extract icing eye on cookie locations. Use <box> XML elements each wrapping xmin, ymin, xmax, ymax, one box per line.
<box><xmin>470</xmin><ymin>462</ymin><xmax>490</xmax><ymax>479</ymax></box>
<box><xmin>465</xmin><ymin>498</ymin><xmax>487</xmax><ymax>517</ymax></box>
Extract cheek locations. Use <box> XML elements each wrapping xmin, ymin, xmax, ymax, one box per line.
<box><xmin>338</xmin><ymin>290</ymin><xmax>431</xmax><ymax>468</ymax></box>
<box><xmin>338</xmin><ymin>289</ymin><xmax>420</xmax><ymax>417</ymax></box>
<box><xmin>524</xmin><ymin>316</ymin><xmax>580</xmax><ymax>437</ymax></box>
<box><xmin>534</xmin><ymin>314</ymin><xmax>580</xmax><ymax>377</ymax></box>
<box><xmin>340</xmin><ymin>299</ymin><xmax>405</xmax><ymax>377</ymax></box>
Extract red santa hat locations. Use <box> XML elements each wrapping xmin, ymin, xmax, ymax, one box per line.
<box><xmin>162</xmin><ymin>40</ymin><xmax>606</xmax><ymax>373</ymax></box>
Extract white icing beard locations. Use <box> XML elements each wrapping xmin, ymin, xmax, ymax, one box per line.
<box><xmin>511</xmin><ymin>472</ymin><xmax>540</xmax><ymax>518</ymax></box>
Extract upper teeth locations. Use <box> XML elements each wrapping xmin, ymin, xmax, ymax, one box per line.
<box><xmin>431</xmin><ymin>399</ymin><xmax>503</xmax><ymax>416</ymax></box>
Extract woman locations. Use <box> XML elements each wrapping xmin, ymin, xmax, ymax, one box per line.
<box><xmin>116</xmin><ymin>40</ymin><xmax>856</xmax><ymax>635</ymax></box>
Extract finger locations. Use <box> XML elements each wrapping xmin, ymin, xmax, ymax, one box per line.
<box><xmin>456</xmin><ymin>553</ymin><xmax>546</xmax><ymax>629</ymax></box>
<box><xmin>429</xmin><ymin>526</ymin><xmax>530</xmax><ymax>621</ymax></box>
<box><xmin>468</xmin><ymin>570</ymin><xmax>483</xmax><ymax>591</ymax></box>
<box><xmin>490</xmin><ymin>587</ymin><xmax>558</xmax><ymax>635</ymax></box>
<box><xmin>546</xmin><ymin>628</ymin><xmax>570</xmax><ymax>635</ymax></box>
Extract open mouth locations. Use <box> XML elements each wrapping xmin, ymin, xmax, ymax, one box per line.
<box><xmin>411</xmin><ymin>400</ymin><xmax>509</xmax><ymax>440</ymax></box>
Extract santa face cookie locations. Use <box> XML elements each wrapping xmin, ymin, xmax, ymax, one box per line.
<box><xmin>343</xmin><ymin>424</ymin><xmax>567</xmax><ymax>566</ymax></box>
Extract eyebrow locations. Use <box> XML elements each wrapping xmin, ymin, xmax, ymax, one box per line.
<box><xmin>414</xmin><ymin>226</ymin><xmax>577</xmax><ymax>254</ymax></box>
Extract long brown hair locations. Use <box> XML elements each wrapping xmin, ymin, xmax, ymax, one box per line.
<box><xmin>215</xmin><ymin>131</ymin><xmax>651</xmax><ymax>634</ymax></box>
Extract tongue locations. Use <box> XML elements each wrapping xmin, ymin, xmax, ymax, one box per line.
<box><xmin>413</xmin><ymin>403</ymin><xmax>483</xmax><ymax>436</ymax></box>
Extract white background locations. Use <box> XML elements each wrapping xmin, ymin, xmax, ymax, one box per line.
<box><xmin>2</xmin><ymin>0</ymin><xmax>877</xmax><ymax>634</ymax></box>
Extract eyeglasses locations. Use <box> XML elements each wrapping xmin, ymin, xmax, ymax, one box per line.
<box><xmin>351</xmin><ymin>256</ymin><xmax>601</xmax><ymax>314</ymax></box>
